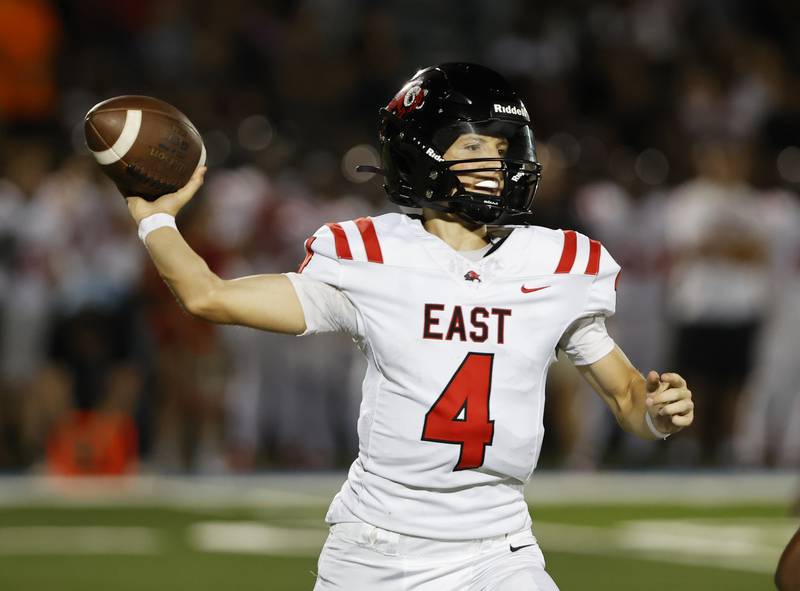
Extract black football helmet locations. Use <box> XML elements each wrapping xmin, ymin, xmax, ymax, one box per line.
<box><xmin>373</xmin><ymin>63</ymin><xmax>541</xmax><ymax>225</ymax></box>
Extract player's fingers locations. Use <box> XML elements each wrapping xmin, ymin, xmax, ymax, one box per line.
<box><xmin>659</xmin><ymin>398</ymin><xmax>694</xmax><ymax>417</ymax></box>
<box><xmin>649</xmin><ymin>387</ymin><xmax>691</xmax><ymax>406</ymax></box>
<box><xmin>159</xmin><ymin>166</ymin><xmax>206</xmax><ymax>212</ymax></box>
<box><xmin>670</xmin><ymin>412</ymin><xmax>694</xmax><ymax>427</ymax></box>
<box><xmin>645</xmin><ymin>378</ymin><xmax>670</xmax><ymax>409</ymax></box>
<box><xmin>645</xmin><ymin>370</ymin><xmax>661</xmax><ymax>393</ymax></box>
<box><xmin>173</xmin><ymin>166</ymin><xmax>206</xmax><ymax>203</ymax></box>
<box><xmin>190</xmin><ymin>165</ymin><xmax>207</xmax><ymax>184</ymax></box>
<box><xmin>660</xmin><ymin>372</ymin><xmax>686</xmax><ymax>388</ymax></box>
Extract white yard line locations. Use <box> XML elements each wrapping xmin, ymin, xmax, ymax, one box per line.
<box><xmin>185</xmin><ymin>516</ymin><xmax>793</xmax><ymax>576</ymax></box>
<box><xmin>0</xmin><ymin>526</ymin><xmax>162</xmax><ymax>555</ymax></box>
<box><xmin>189</xmin><ymin>522</ymin><xmax>326</xmax><ymax>556</ymax></box>
<box><xmin>534</xmin><ymin>518</ymin><xmax>794</xmax><ymax>574</ymax></box>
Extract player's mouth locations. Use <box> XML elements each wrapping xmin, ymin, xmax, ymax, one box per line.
<box><xmin>469</xmin><ymin>177</ymin><xmax>504</xmax><ymax>196</ymax></box>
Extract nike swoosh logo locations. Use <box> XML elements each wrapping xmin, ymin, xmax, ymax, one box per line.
<box><xmin>520</xmin><ymin>285</ymin><xmax>549</xmax><ymax>294</ymax></box>
<box><xmin>510</xmin><ymin>544</ymin><xmax>535</xmax><ymax>552</ymax></box>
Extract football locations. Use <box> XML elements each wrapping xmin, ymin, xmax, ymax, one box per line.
<box><xmin>84</xmin><ymin>95</ymin><xmax>206</xmax><ymax>201</ymax></box>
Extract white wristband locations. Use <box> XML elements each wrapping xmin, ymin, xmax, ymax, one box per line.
<box><xmin>138</xmin><ymin>213</ymin><xmax>177</xmax><ymax>243</ymax></box>
<box><xmin>645</xmin><ymin>412</ymin><xmax>671</xmax><ymax>440</ymax></box>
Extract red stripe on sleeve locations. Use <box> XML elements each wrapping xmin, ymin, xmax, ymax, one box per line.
<box><xmin>585</xmin><ymin>239</ymin><xmax>601</xmax><ymax>275</ymax></box>
<box><xmin>554</xmin><ymin>230</ymin><xmax>577</xmax><ymax>273</ymax></box>
<box><xmin>297</xmin><ymin>237</ymin><xmax>316</xmax><ymax>273</ymax></box>
<box><xmin>326</xmin><ymin>223</ymin><xmax>353</xmax><ymax>260</ymax></box>
<box><xmin>355</xmin><ymin>217</ymin><xmax>384</xmax><ymax>264</ymax></box>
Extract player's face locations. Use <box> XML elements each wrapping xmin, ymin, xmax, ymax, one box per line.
<box><xmin>443</xmin><ymin>133</ymin><xmax>508</xmax><ymax>196</ymax></box>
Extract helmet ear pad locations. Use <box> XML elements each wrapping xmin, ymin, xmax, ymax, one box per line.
<box><xmin>381</xmin><ymin>119</ymin><xmax>455</xmax><ymax>207</ymax></box>
<box><xmin>381</xmin><ymin>133</ymin><xmax>427</xmax><ymax>207</ymax></box>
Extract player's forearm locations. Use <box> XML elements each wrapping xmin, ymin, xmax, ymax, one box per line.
<box><xmin>143</xmin><ymin>227</ymin><xmax>222</xmax><ymax>315</ymax></box>
<box><xmin>601</xmin><ymin>382</ymin><xmax>653</xmax><ymax>440</ymax></box>
<box><xmin>578</xmin><ymin>350</ymin><xmax>661</xmax><ymax>441</ymax></box>
<box><xmin>608</xmin><ymin>373</ymin><xmax>660</xmax><ymax>440</ymax></box>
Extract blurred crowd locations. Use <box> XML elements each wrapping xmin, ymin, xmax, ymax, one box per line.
<box><xmin>0</xmin><ymin>0</ymin><xmax>799</xmax><ymax>473</ymax></box>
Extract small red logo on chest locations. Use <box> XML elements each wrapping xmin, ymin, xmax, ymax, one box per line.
<box><xmin>521</xmin><ymin>285</ymin><xmax>549</xmax><ymax>294</ymax></box>
<box><xmin>464</xmin><ymin>271</ymin><xmax>482</xmax><ymax>282</ymax></box>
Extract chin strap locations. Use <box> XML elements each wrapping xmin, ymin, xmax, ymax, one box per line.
<box><xmin>355</xmin><ymin>165</ymin><xmax>386</xmax><ymax>175</ymax></box>
<box><xmin>488</xmin><ymin>212</ymin><xmax>536</xmax><ymax>227</ymax></box>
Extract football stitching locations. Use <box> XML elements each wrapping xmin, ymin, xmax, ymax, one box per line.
<box><xmin>125</xmin><ymin>162</ymin><xmax>181</xmax><ymax>194</ymax></box>
<box><xmin>118</xmin><ymin>141</ymin><xmax>200</xmax><ymax>196</ymax></box>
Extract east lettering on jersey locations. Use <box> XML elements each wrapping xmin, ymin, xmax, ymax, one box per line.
<box><xmin>423</xmin><ymin>304</ymin><xmax>511</xmax><ymax>344</ymax></box>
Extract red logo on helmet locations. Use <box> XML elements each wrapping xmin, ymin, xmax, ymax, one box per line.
<box><xmin>387</xmin><ymin>84</ymin><xmax>427</xmax><ymax>118</ymax></box>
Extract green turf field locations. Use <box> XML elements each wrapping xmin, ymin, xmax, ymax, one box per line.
<box><xmin>0</xmin><ymin>505</ymin><xmax>795</xmax><ymax>591</ymax></box>
<box><xmin>0</xmin><ymin>500</ymin><xmax>790</xmax><ymax>590</ymax></box>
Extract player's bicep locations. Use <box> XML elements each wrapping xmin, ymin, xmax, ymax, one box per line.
<box><xmin>203</xmin><ymin>273</ymin><xmax>307</xmax><ymax>334</ymax></box>
<box><xmin>576</xmin><ymin>346</ymin><xmax>639</xmax><ymax>420</ymax></box>
<box><xmin>285</xmin><ymin>272</ymin><xmax>360</xmax><ymax>337</ymax></box>
<box><xmin>558</xmin><ymin>315</ymin><xmax>615</xmax><ymax>366</ymax></box>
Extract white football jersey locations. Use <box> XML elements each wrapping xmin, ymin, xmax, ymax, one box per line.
<box><xmin>288</xmin><ymin>213</ymin><xmax>620</xmax><ymax>540</ymax></box>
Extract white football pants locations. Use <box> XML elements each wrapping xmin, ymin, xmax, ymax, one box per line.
<box><xmin>313</xmin><ymin>521</ymin><xmax>560</xmax><ymax>591</ymax></box>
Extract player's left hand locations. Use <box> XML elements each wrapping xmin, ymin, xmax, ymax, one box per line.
<box><xmin>645</xmin><ymin>371</ymin><xmax>694</xmax><ymax>434</ymax></box>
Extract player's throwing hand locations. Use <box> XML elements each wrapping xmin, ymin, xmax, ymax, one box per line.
<box><xmin>645</xmin><ymin>370</ymin><xmax>694</xmax><ymax>434</ymax></box>
<box><xmin>126</xmin><ymin>166</ymin><xmax>207</xmax><ymax>225</ymax></box>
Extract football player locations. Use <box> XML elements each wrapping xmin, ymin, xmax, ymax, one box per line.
<box><xmin>127</xmin><ymin>63</ymin><xmax>694</xmax><ymax>590</ymax></box>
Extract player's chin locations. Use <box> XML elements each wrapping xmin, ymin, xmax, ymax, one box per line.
<box><xmin>469</xmin><ymin>187</ymin><xmax>504</xmax><ymax>199</ymax></box>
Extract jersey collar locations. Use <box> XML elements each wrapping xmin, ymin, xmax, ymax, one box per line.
<box><xmin>402</xmin><ymin>214</ymin><xmax>520</xmax><ymax>284</ymax></box>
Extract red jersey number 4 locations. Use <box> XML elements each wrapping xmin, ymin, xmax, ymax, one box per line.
<box><xmin>422</xmin><ymin>352</ymin><xmax>495</xmax><ymax>471</ymax></box>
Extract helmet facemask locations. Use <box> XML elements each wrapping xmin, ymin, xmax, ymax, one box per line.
<box><xmin>376</xmin><ymin>63</ymin><xmax>543</xmax><ymax>225</ymax></box>
<box><xmin>427</xmin><ymin>121</ymin><xmax>541</xmax><ymax>224</ymax></box>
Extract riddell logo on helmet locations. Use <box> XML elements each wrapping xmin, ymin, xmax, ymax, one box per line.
<box><xmin>493</xmin><ymin>103</ymin><xmax>529</xmax><ymax>120</ymax></box>
<box><xmin>426</xmin><ymin>147</ymin><xmax>444</xmax><ymax>162</ymax></box>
